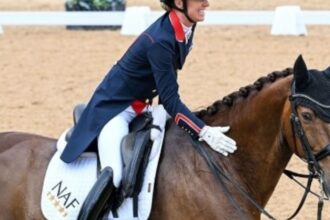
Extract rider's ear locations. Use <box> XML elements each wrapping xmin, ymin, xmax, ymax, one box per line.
<box><xmin>174</xmin><ymin>0</ymin><xmax>183</xmax><ymax>9</ymax></box>
<box><xmin>294</xmin><ymin>54</ymin><xmax>310</xmax><ymax>89</ymax></box>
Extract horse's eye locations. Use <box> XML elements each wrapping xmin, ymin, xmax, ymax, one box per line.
<box><xmin>301</xmin><ymin>112</ymin><xmax>313</xmax><ymax>122</ymax></box>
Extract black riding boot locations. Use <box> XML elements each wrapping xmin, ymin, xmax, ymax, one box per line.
<box><xmin>78</xmin><ymin>166</ymin><xmax>116</xmax><ymax>220</ymax></box>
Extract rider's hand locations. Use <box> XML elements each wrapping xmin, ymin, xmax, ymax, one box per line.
<box><xmin>198</xmin><ymin>125</ymin><xmax>237</xmax><ymax>156</ymax></box>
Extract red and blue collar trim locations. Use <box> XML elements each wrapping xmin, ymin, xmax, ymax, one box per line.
<box><xmin>169</xmin><ymin>10</ymin><xmax>185</xmax><ymax>42</ymax></box>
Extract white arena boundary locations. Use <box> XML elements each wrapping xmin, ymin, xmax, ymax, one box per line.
<box><xmin>1</xmin><ymin>10</ymin><xmax>330</xmax><ymax>26</ymax></box>
<box><xmin>0</xmin><ymin>6</ymin><xmax>330</xmax><ymax>35</ymax></box>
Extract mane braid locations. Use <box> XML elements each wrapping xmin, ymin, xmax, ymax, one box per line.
<box><xmin>196</xmin><ymin>68</ymin><xmax>293</xmax><ymax>118</ymax></box>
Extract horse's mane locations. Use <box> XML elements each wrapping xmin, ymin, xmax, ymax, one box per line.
<box><xmin>196</xmin><ymin>68</ymin><xmax>293</xmax><ymax>118</ymax></box>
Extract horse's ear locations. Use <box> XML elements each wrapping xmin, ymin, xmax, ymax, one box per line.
<box><xmin>293</xmin><ymin>54</ymin><xmax>310</xmax><ymax>89</ymax></box>
<box><xmin>324</xmin><ymin>66</ymin><xmax>330</xmax><ymax>79</ymax></box>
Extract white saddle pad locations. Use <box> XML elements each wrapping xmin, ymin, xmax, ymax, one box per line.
<box><xmin>41</xmin><ymin>149</ymin><xmax>97</xmax><ymax>220</ymax></box>
<box><xmin>41</xmin><ymin>105</ymin><xmax>168</xmax><ymax>220</ymax></box>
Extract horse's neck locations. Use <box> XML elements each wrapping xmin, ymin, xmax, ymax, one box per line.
<box><xmin>205</xmin><ymin>76</ymin><xmax>293</xmax><ymax>207</ymax></box>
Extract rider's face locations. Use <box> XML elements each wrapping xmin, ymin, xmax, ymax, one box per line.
<box><xmin>186</xmin><ymin>0</ymin><xmax>210</xmax><ymax>22</ymax></box>
<box><xmin>174</xmin><ymin>0</ymin><xmax>210</xmax><ymax>27</ymax></box>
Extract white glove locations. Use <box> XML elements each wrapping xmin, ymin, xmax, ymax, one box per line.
<box><xmin>198</xmin><ymin>125</ymin><xmax>237</xmax><ymax>156</ymax></box>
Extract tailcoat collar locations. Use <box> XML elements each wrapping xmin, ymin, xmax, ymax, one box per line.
<box><xmin>169</xmin><ymin>10</ymin><xmax>185</xmax><ymax>42</ymax></box>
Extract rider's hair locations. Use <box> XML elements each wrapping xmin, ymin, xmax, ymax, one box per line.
<box><xmin>160</xmin><ymin>0</ymin><xmax>175</xmax><ymax>11</ymax></box>
<box><xmin>160</xmin><ymin>0</ymin><xmax>195</xmax><ymax>23</ymax></box>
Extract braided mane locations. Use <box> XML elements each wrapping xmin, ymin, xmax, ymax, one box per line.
<box><xmin>196</xmin><ymin>68</ymin><xmax>293</xmax><ymax>118</ymax></box>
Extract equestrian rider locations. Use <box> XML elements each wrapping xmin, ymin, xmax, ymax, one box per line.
<box><xmin>60</xmin><ymin>0</ymin><xmax>237</xmax><ymax>218</ymax></box>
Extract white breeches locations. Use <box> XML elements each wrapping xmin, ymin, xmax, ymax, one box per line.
<box><xmin>97</xmin><ymin>105</ymin><xmax>149</xmax><ymax>187</ymax></box>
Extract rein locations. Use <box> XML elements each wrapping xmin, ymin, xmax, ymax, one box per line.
<box><xmin>190</xmin><ymin>139</ymin><xmax>276</xmax><ymax>220</ymax></box>
<box><xmin>191</xmin><ymin>138</ymin><xmax>325</xmax><ymax>220</ymax></box>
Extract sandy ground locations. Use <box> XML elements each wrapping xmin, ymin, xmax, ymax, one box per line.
<box><xmin>1</xmin><ymin>1</ymin><xmax>330</xmax><ymax>219</ymax></box>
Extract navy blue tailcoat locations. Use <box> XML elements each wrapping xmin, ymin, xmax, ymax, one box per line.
<box><xmin>61</xmin><ymin>10</ymin><xmax>205</xmax><ymax>163</ymax></box>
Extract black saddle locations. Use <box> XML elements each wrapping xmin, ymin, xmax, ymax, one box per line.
<box><xmin>66</xmin><ymin>104</ymin><xmax>160</xmax><ymax>217</ymax></box>
<box><xmin>114</xmin><ymin>112</ymin><xmax>160</xmax><ymax>217</ymax></box>
<box><xmin>121</xmin><ymin>112</ymin><xmax>154</xmax><ymax>198</ymax></box>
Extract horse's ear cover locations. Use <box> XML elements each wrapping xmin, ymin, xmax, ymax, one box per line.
<box><xmin>293</xmin><ymin>54</ymin><xmax>310</xmax><ymax>90</ymax></box>
<box><xmin>324</xmin><ymin>66</ymin><xmax>330</xmax><ymax>79</ymax></box>
<box><xmin>292</xmin><ymin>54</ymin><xmax>330</xmax><ymax>122</ymax></box>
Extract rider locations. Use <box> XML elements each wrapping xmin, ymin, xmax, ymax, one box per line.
<box><xmin>60</xmin><ymin>0</ymin><xmax>237</xmax><ymax>218</ymax></box>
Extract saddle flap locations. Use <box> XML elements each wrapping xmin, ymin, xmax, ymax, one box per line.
<box><xmin>121</xmin><ymin>130</ymin><xmax>152</xmax><ymax>196</ymax></box>
<box><xmin>121</xmin><ymin>133</ymin><xmax>136</xmax><ymax>168</ymax></box>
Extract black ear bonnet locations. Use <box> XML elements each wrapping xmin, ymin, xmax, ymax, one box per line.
<box><xmin>293</xmin><ymin>55</ymin><xmax>330</xmax><ymax>122</ymax></box>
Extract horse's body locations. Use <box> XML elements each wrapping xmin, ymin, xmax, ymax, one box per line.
<box><xmin>1</xmin><ymin>59</ymin><xmax>330</xmax><ymax>219</ymax></box>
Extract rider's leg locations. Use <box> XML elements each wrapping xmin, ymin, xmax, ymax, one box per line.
<box><xmin>78</xmin><ymin>106</ymin><xmax>136</xmax><ymax>220</ymax></box>
<box><xmin>98</xmin><ymin>106</ymin><xmax>136</xmax><ymax>187</ymax></box>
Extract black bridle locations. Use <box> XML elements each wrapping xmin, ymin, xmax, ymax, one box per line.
<box><xmin>290</xmin><ymin>82</ymin><xmax>330</xmax><ymax>171</ymax></box>
<box><xmin>285</xmin><ymin>82</ymin><xmax>330</xmax><ymax>220</ymax></box>
<box><xmin>191</xmin><ymin>81</ymin><xmax>330</xmax><ymax>220</ymax></box>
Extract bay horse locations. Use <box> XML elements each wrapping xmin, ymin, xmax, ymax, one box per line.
<box><xmin>1</xmin><ymin>55</ymin><xmax>330</xmax><ymax>220</ymax></box>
